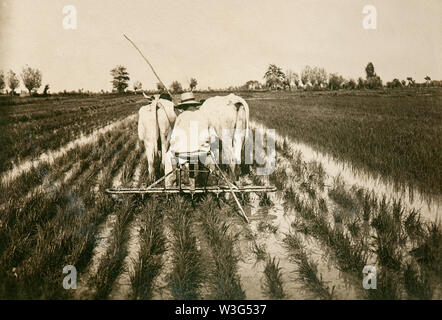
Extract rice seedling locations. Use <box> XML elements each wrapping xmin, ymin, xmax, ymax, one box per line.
<box><xmin>251</xmin><ymin>242</ymin><xmax>267</xmax><ymax>262</ymax></box>
<box><xmin>328</xmin><ymin>179</ymin><xmax>360</xmax><ymax>214</ymax></box>
<box><xmin>283</xmin><ymin>232</ymin><xmax>334</xmax><ymax>300</ymax></box>
<box><xmin>410</xmin><ymin>222</ymin><xmax>442</xmax><ymax>277</ymax></box>
<box><xmin>262</xmin><ymin>256</ymin><xmax>286</xmax><ymax>299</ymax></box>
<box><xmin>403</xmin><ymin>262</ymin><xmax>433</xmax><ymax>300</ymax></box>
<box><xmin>257</xmin><ymin>220</ymin><xmax>279</xmax><ymax>234</ymax></box>
<box><xmin>404</xmin><ymin>209</ymin><xmax>424</xmax><ymax>242</ymax></box>
<box><xmin>371</xmin><ymin>197</ymin><xmax>406</xmax><ymax>271</ymax></box>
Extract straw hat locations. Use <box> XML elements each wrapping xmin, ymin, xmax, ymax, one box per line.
<box><xmin>176</xmin><ymin>92</ymin><xmax>201</xmax><ymax>108</ymax></box>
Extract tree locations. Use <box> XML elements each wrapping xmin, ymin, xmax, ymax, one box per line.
<box><xmin>170</xmin><ymin>80</ymin><xmax>182</xmax><ymax>93</ymax></box>
<box><xmin>328</xmin><ymin>73</ymin><xmax>345</xmax><ymax>90</ymax></box>
<box><xmin>364</xmin><ymin>62</ymin><xmax>382</xmax><ymax>89</ymax></box>
<box><xmin>312</xmin><ymin>67</ymin><xmax>327</xmax><ymax>87</ymax></box>
<box><xmin>406</xmin><ymin>77</ymin><xmax>415</xmax><ymax>87</ymax></box>
<box><xmin>388</xmin><ymin>78</ymin><xmax>402</xmax><ymax>88</ymax></box>
<box><xmin>189</xmin><ymin>78</ymin><xmax>198</xmax><ymax>91</ymax></box>
<box><xmin>292</xmin><ymin>73</ymin><xmax>300</xmax><ymax>87</ymax></box>
<box><xmin>0</xmin><ymin>70</ymin><xmax>5</xmax><ymax>93</ymax></box>
<box><xmin>346</xmin><ymin>79</ymin><xmax>357</xmax><ymax>90</ymax></box>
<box><xmin>264</xmin><ymin>64</ymin><xmax>286</xmax><ymax>90</ymax></box>
<box><xmin>133</xmin><ymin>80</ymin><xmax>142</xmax><ymax>91</ymax></box>
<box><xmin>366</xmin><ymin>76</ymin><xmax>382</xmax><ymax>89</ymax></box>
<box><xmin>365</xmin><ymin>62</ymin><xmax>375</xmax><ymax>79</ymax></box>
<box><xmin>110</xmin><ymin>65</ymin><xmax>130</xmax><ymax>93</ymax></box>
<box><xmin>7</xmin><ymin>70</ymin><xmax>20</xmax><ymax>95</ymax></box>
<box><xmin>357</xmin><ymin>77</ymin><xmax>365</xmax><ymax>89</ymax></box>
<box><xmin>424</xmin><ymin>76</ymin><xmax>431</xmax><ymax>86</ymax></box>
<box><xmin>301</xmin><ymin>66</ymin><xmax>313</xmax><ymax>85</ymax></box>
<box><xmin>21</xmin><ymin>66</ymin><xmax>42</xmax><ymax>94</ymax></box>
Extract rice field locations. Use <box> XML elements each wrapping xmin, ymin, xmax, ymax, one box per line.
<box><xmin>0</xmin><ymin>90</ymin><xmax>440</xmax><ymax>300</ymax></box>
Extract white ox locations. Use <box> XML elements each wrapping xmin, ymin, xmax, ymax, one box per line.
<box><xmin>165</xmin><ymin>93</ymin><xmax>249</xmax><ymax>186</ymax></box>
<box><xmin>138</xmin><ymin>96</ymin><xmax>176</xmax><ymax>181</ymax></box>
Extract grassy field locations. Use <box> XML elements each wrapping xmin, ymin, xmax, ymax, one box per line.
<box><xmin>245</xmin><ymin>88</ymin><xmax>442</xmax><ymax>196</ymax></box>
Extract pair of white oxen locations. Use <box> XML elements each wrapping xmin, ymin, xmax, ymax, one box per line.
<box><xmin>137</xmin><ymin>94</ymin><xmax>249</xmax><ymax>187</ymax></box>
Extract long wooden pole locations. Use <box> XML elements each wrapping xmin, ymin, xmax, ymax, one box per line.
<box><xmin>123</xmin><ymin>34</ymin><xmax>175</xmax><ymax>103</ymax></box>
<box><xmin>210</xmin><ymin>152</ymin><xmax>249</xmax><ymax>223</ymax></box>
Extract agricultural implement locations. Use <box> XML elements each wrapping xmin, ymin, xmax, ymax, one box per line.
<box><xmin>116</xmin><ymin>36</ymin><xmax>276</xmax><ymax>222</ymax></box>
<box><xmin>106</xmin><ymin>151</ymin><xmax>277</xmax><ymax>223</ymax></box>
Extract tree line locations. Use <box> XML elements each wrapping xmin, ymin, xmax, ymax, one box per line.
<box><xmin>0</xmin><ymin>66</ymin><xmax>50</xmax><ymax>96</ymax></box>
<box><xmin>252</xmin><ymin>62</ymin><xmax>439</xmax><ymax>91</ymax></box>
<box><xmin>110</xmin><ymin>65</ymin><xmax>198</xmax><ymax>94</ymax></box>
<box><xmin>1</xmin><ymin>63</ymin><xmax>439</xmax><ymax>96</ymax></box>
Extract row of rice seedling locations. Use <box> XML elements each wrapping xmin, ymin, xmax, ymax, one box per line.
<box><xmin>246</xmin><ymin>146</ymin><xmax>356</xmax><ymax>299</ymax></box>
<box><xmin>299</xmin><ymin>169</ymin><xmax>441</xmax><ymax>299</ymax></box>
<box><xmin>2</xmin><ymin>95</ymin><xmax>140</xmax><ymax>173</ymax></box>
<box><xmin>347</xmin><ymin>187</ymin><xmax>441</xmax><ymax>299</ymax></box>
<box><xmin>88</xmin><ymin>197</ymin><xmax>137</xmax><ymax>299</ymax></box>
<box><xmin>0</xmin><ymin>123</ymin><xmax>136</xmax><ymax>298</ymax></box>
<box><xmin>324</xmin><ymin>176</ymin><xmax>441</xmax><ymax>299</ymax></box>
<box><xmin>93</xmin><ymin>140</ymin><xmax>146</xmax><ymax>299</ymax></box>
<box><xmin>129</xmin><ymin>197</ymin><xmax>166</xmax><ymax>300</ymax></box>
<box><xmin>0</xmin><ymin>128</ymin><xmax>122</xmax><ymax>206</ymax></box>
<box><xmin>287</xmin><ymin>193</ymin><xmax>371</xmax><ymax>298</ymax></box>
<box><xmin>273</xmin><ymin>142</ymin><xmax>387</xmax><ymax>289</ymax></box>
<box><xmin>0</xmin><ymin>127</ymin><xmax>129</xmax><ymax>272</ymax></box>
<box><xmin>30</xmin><ymin>129</ymin><xmax>137</xmax><ymax>299</ymax></box>
<box><xmin>164</xmin><ymin>196</ymin><xmax>203</xmax><ymax>299</ymax></box>
<box><xmin>82</xmin><ymin>134</ymin><xmax>141</xmax><ymax>299</ymax></box>
<box><xmin>283</xmin><ymin>232</ymin><xmax>334</xmax><ymax>299</ymax></box>
<box><xmin>195</xmin><ymin>197</ymin><xmax>245</xmax><ymax>300</ymax></box>
<box><xmin>261</xmin><ymin>256</ymin><xmax>286</xmax><ymax>299</ymax></box>
<box><xmin>263</xmin><ymin>148</ymin><xmax>369</xmax><ymax>298</ymax></box>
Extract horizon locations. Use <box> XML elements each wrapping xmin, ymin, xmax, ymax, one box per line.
<box><xmin>1</xmin><ymin>0</ymin><xmax>441</xmax><ymax>93</ymax></box>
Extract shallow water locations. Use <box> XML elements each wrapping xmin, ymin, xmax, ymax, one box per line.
<box><xmin>250</xmin><ymin>120</ymin><xmax>442</xmax><ymax>222</ymax></box>
<box><xmin>235</xmin><ymin>170</ymin><xmax>361</xmax><ymax>299</ymax></box>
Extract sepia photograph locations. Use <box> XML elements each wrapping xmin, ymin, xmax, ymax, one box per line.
<box><xmin>0</xmin><ymin>0</ymin><xmax>441</xmax><ymax>310</ymax></box>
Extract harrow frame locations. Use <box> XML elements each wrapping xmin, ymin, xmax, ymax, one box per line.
<box><xmin>105</xmin><ymin>151</ymin><xmax>277</xmax><ymax>223</ymax></box>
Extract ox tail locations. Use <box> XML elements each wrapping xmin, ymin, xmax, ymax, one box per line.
<box><xmin>137</xmin><ymin>109</ymin><xmax>145</xmax><ymax>141</ymax></box>
<box><xmin>242</xmin><ymin>97</ymin><xmax>249</xmax><ymax>139</ymax></box>
<box><xmin>235</xmin><ymin>95</ymin><xmax>249</xmax><ymax>139</ymax></box>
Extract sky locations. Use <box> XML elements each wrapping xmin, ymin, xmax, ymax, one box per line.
<box><xmin>0</xmin><ymin>0</ymin><xmax>441</xmax><ymax>92</ymax></box>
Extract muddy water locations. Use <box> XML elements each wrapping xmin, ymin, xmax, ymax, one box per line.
<box><xmin>235</xmin><ymin>172</ymin><xmax>360</xmax><ymax>299</ymax></box>
<box><xmin>250</xmin><ymin>120</ymin><xmax>442</xmax><ymax>222</ymax></box>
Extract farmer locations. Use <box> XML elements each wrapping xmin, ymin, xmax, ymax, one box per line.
<box><xmin>175</xmin><ymin>91</ymin><xmax>202</xmax><ymax>113</ymax></box>
<box><xmin>165</xmin><ymin>92</ymin><xmax>214</xmax><ymax>189</ymax></box>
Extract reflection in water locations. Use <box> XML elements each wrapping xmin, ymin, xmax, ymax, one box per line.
<box><xmin>235</xmin><ymin>175</ymin><xmax>360</xmax><ymax>299</ymax></box>
<box><xmin>250</xmin><ymin>120</ymin><xmax>441</xmax><ymax>222</ymax></box>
